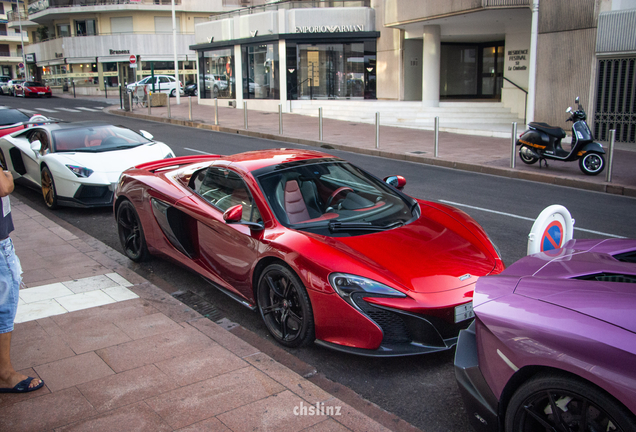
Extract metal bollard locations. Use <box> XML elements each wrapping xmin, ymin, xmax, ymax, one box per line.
<box><xmin>434</xmin><ymin>117</ymin><xmax>439</xmax><ymax>157</ymax></box>
<box><xmin>128</xmin><ymin>92</ymin><xmax>132</xmax><ymax>112</ymax></box>
<box><xmin>375</xmin><ymin>112</ymin><xmax>380</xmax><ymax>149</ymax></box>
<box><xmin>188</xmin><ymin>96</ymin><xmax>192</xmax><ymax>121</ymax></box>
<box><xmin>511</xmin><ymin>122</ymin><xmax>517</xmax><ymax>168</ymax></box>
<box><xmin>279</xmin><ymin>104</ymin><xmax>283</xmax><ymax>135</ymax></box>
<box><xmin>167</xmin><ymin>94</ymin><xmax>171</xmax><ymax>118</ymax></box>
<box><xmin>214</xmin><ymin>98</ymin><xmax>219</xmax><ymax>125</ymax></box>
<box><xmin>148</xmin><ymin>94</ymin><xmax>152</xmax><ymax>115</ymax></box>
<box><xmin>606</xmin><ymin>129</ymin><xmax>616</xmax><ymax>183</ymax></box>
<box><xmin>319</xmin><ymin>107</ymin><xmax>323</xmax><ymax>141</ymax></box>
<box><xmin>244</xmin><ymin>101</ymin><xmax>248</xmax><ymax>129</ymax></box>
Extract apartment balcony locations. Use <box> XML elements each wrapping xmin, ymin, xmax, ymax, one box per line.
<box><xmin>22</xmin><ymin>0</ymin><xmax>231</xmax><ymax>23</ymax></box>
<box><xmin>0</xmin><ymin>52</ymin><xmax>27</xmax><ymax>63</ymax></box>
<box><xmin>0</xmin><ymin>31</ymin><xmax>30</xmax><ymax>43</ymax></box>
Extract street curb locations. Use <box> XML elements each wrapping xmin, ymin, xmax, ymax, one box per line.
<box><xmin>107</xmin><ymin>107</ymin><xmax>636</xmax><ymax>198</ymax></box>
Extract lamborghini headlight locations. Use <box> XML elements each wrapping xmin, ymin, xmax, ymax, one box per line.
<box><xmin>66</xmin><ymin>165</ymin><xmax>93</xmax><ymax>178</ymax></box>
<box><xmin>329</xmin><ymin>273</ymin><xmax>406</xmax><ymax>308</ymax></box>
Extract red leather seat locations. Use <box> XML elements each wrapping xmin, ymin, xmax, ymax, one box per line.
<box><xmin>284</xmin><ymin>180</ymin><xmax>310</xmax><ymax>224</ymax></box>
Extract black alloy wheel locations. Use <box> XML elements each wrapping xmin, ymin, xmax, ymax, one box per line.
<box><xmin>117</xmin><ymin>200</ymin><xmax>149</xmax><ymax>262</ymax></box>
<box><xmin>41</xmin><ymin>166</ymin><xmax>58</xmax><ymax>209</ymax></box>
<box><xmin>519</xmin><ymin>145</ymin><xmax>539</xmax><ymax>164</ymax></box>
<box><xmin>505</xmin><ymin>373</ymin><xmax>636</xmax><ymax>432</ymax></box>
<box><xmin>257</xmin><ymin>264</ymin><xmax>315</xmax><ymax>348</ymax></box>
<box><xmin>579</xmin><ymin>152</ymin><xmax>605</xmax><ymax>176</ymax></box>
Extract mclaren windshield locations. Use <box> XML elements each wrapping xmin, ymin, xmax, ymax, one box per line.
<box><xmin>257</xmin><ymin>160</ymin><xmax>418</xmax><ymax>236</ymax></box>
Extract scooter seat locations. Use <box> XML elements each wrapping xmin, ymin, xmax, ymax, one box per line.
<box><xmin>529</xmin><ymin>122</ymin><xmax>566</xmax><ymax>139</ymax></box>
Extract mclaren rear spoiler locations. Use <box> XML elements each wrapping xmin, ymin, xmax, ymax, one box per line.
<box><xmin>134</xmin><ymin>154</ymin><xmax>222</xmax><ymax>172</ymax></box>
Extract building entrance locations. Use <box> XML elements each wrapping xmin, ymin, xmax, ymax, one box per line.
<box><xmin>440</xmin><ymin>42</ymin><xmax>504</xmax><ymax>99</ymax></box>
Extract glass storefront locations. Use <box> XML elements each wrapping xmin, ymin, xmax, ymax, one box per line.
<box><xmin>139</xmin><ymin>60</ymin><xmax>197</xmax><ymax>87</ymax></box>
<box><xmin>198</xmin><ymin>48</ymin><xmax>235</xmax><ymax>99</ymax></box>
<box><xmin>242</xmin><ymin>43</ymin><xmax>279</xmax><ymax>99</ymax></box>
<box><xmin>287</xmin><ymin>40</ymin><xmax>375</xmax><ymax>100</ymax></box>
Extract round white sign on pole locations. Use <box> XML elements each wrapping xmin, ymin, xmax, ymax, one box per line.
<box><xmin>527</xmin><ymin>205</ymin><xmax>574</xmax><ymax>255</ymax></box>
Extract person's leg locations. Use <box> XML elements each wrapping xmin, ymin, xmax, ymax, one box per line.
<box><xmin>0</xmin><ymin>238</ymin><xmax>41</xmax><ymax>390</ymax></box>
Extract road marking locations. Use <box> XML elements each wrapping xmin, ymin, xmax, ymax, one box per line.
<box><xmin>184</xmin><ymin>147</ymin><xmax>213</xmax><ymax>155</ymax></box>
<box><xmin>33</xmin><ymin>108</ymin><xmax>58</xmax><ymax>113</ymax></box>
<box><xmin>77</xmin><ymin>107</ymin><xmax>100</xmax><ymax>112</ymax></box>
<box><xmin>56</xmin><ymin>107</ymin><xmax>81</xmax><ymax>112</ymax></box>
<box><xmin>19</xmin><ymin>109</ymin><xmax>36</xmax><ymax>113</ymax></box>
<box><xmin>439</xmin><ymin>200</ymin><xmax>626</xmax><ymax>239</ymax></box>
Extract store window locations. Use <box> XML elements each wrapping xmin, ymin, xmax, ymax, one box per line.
<box><xmin>288</xmin><ymin>41</ymin><xmax>375</xmax><ymax>100</ymax></box>
<box><xmin>242</xmin><ymin>43</ymin><xmax>279</xmax><ymax>99</ymax></box>
<box><xmin>76</xmin><ymin>19</ymin><xmax>97</xmax><ymax>37</ymax></box>
<box><xmin>198</xmin><ymin>48</ymin><xmax>235</xmax><ymax>99</ymax></box>
<box><xmin>104</xmin><ymin>62</ymin><xmax>118</xmax><ymax>87</ymax></box>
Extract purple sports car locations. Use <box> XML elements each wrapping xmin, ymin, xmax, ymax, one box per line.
<box><xmin>455</xmin><ymin>238</ymin><xmax>636</xmax><ymax>432</ymax></box>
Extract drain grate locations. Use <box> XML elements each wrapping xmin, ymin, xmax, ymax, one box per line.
<box><xmin>172</xmin><ymin>290</ymin><xmax>224</xmax><ymax>322</ymax></box>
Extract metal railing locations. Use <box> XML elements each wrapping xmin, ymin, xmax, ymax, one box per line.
<box><xmin>214</xmin><ymin>0</ymin><xmax>371</xmax><ymax>21</ymax></box>
<box><xmin>502</xmin><ymin>77</ymin><xmax>528</xmax><ymax>125</ymax></box>
<box><xmin>26</xmin><ymin>0</ymin><xmax>182</xmax><ymax>16</ymax></box>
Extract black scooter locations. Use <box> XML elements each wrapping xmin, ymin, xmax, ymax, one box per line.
<box><xmin>516</xmin><ymin>97</ymin><xmax>605</xmax><ymax>175</ymax></box>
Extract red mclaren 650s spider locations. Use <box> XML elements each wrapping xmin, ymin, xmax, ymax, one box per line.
<box><xmin>114</xmin><ymin>149</ymin><xmax>504</xmax><ymax>356</ymax></box>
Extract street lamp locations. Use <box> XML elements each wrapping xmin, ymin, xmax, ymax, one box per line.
<box><xmin>16</xmin><ymin>0</ymin><xmax>27</xmax><ymax>79</ymax></box>
<box><xmin>171</xmin><ymin>0</ymin><xmax>180</xmax><ymax>104</ymax></box>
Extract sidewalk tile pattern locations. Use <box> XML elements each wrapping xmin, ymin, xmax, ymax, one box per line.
<box><xmin>0</xmin><ymin>198</ymin><xmax>393</xmax><ymax>431</ymax></box>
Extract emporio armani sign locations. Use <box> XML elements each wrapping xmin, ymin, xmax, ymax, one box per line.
<box><xmin>295</xmin><ymin>25</ymin><xmax>364</xmax><ymax>33</ymax></box>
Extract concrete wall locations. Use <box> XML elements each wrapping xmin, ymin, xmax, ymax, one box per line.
<box><xmin>373</xmin><ymin>0</ymin><xmax>402</xmax><ymax>100</ymax></box>
<box><xmin>403</xmin><ymin>38</ymin><xmax>422</xmax><ymax>101</ymax></box>
<box><xmin>502</xmin><ymin>30</ymin><xmax>530</xmax><ymax>117</ymax></box>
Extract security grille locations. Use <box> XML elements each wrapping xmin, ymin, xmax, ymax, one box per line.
<box><xmin>594</xmin><ymin>58</ymin><xmax>636</xmax><ymax>143</ymax></box>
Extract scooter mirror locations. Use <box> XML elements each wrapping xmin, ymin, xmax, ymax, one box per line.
<box><xmin>575</xmin><ymin>96</ymin><xmax>580</xmax><ymax>104</ymax></box>
<box><xmin>566</xmin><ymin>107</ymin><xmax>572</xmax><ymax>113</ymax></box>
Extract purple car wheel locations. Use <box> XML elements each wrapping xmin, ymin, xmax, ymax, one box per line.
<box><xmin>257</xmin><ymin>264</ymin><xmax>315</xmax><ymax>348</ymax></box>
<box><xmin>506</xmin><ymin>373</ymin><xmax>636</xmax><ymax>432</ymax></box>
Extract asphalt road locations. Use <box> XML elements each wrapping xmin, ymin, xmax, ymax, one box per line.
<box><xmin>4</xmin><ymin>95</ymin><xmax>636</xmax><ymax>432</ymax></box>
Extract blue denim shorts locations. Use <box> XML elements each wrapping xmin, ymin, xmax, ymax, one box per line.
<box><xmin>0</xmin><ymin>237</ymin><xmax>22</xmax><ymax>334</ymax></box>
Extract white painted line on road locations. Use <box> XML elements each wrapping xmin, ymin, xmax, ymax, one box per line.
<box><xmin>439</xmin><ymin>200</ymin><xmax>626</xmax><ymax>239</ymax></box>
<box><xmin>33</xmin><ymin>108</ymin><xmax>58</xmax><ymax>113</ymax></box>
<box><xmin>77</xmin><ymin>107</ymin><xmax>100</xmax><ymax>112</ymax></box>
<box><xmin>19</xmin><ymin>109</ymin><xmax>36</xmax><ymax>113</ymax></box>
<box><xmin>56</xmin><ymin>107</ymin><xmax>81</xmax><ymax>112</ymax></box>
<box><xmin>184</xmin><ymin>147</ymin><xmax>213</xmax><ymax>155</ymax></box>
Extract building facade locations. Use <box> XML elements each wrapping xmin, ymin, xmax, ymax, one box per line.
<box><xmin>6</xmin><ymin>0</ymin><xmax>268</xmax><ymax>95</ymax></box>
<box><xmin>1</xmin><ymin>0</ymin><xmax>29</xmax><ymax>79</ymax></box>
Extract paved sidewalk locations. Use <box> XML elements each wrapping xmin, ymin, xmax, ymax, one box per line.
<box><xmin>1</xmin><ymin>197</ymin><xmax>409</xmax><ymax>432</ymax></box>
<box><xmin>98</xmin><ymin>95</ymin><xmax>636</xmax><ymax>198</ymax></box>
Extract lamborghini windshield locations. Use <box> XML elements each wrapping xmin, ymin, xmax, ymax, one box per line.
<box><xmin>51</xmin><ymin>125</ymin><xmax>152</xmax><ymax>152</ymax></box>
<box><xmin>256</xmin><ymin>160</ymin><xmax>418</xmax><ymax>236</ymax></box>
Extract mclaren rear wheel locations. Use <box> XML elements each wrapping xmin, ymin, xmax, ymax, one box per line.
<box><xmin>505</xmin><ymin>372</ymin><xmax>636</xmax><ymax>432</ymax></box>
<box><xmin>257</xmin><ymin>263</ymin><xmax>315</xmax><ymax>348</ymax></box>
<box><xmin>41</xmin><ymin>166</ymin><xmax>58</xmax><ymax>209</ymax></box>
<box><xmin>117</xmin><ymin>200</ymin><xmax>149</xmax><ymax>262</ymax></box>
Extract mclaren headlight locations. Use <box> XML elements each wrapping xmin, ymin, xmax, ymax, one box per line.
<box><xmin>329</xmin><ymin>273</ymin><xmax>406</xmax><ymax>308</ymax></box>
<box><xmin>66</xmin><ymin>165</ymin><xmax>93</xmax><ymax>178</ymax></box>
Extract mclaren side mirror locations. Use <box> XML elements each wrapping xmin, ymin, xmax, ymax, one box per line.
<box><xmin>384</xmin><ymin>175</ymin><xmax>406</xmax><ymax>190</ymax></box>
<box><xmin>223</xmin><ymin>204</ymin><xmax>264</xmax><ymax>231</ymax></box>
<box><xmin>223</xmin><ymin>204</ymin><xmax>243</xmax><ymax>223</ymax></box>
<box><xmin>30</xmin><ymin>140</ymin><xmax>42</xmax><ymax>153</ymax></box>
<box><xmin>139</xmin><ymin>130</ymin><xmax>154</xmax><ymax>140</ymax></box>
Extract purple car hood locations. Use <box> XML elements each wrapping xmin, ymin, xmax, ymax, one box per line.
<box><xmin>513</xmin><ymin>239</ymin><xmax>636</xmax><ymax>333</ymax></box>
